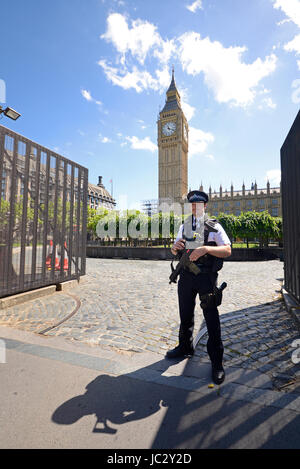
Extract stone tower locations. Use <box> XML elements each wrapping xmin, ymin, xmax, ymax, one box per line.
<box><xmin>157</xmin><ymin>69</ymin><xmax>188</xmax><ymax>205</ymax></box>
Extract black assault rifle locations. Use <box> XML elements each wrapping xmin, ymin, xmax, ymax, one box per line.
<box><xmin>169</xmin><ymin>247</ymin><xmax>201</xmax><ymax>284</ymax></box>
<box><xmin>169</xmin><ymin>232</ymin><xmax>208</xmax><ymax>284</ymax></box>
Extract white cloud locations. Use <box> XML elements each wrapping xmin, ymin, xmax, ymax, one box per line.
<box><xmin>154</xmin><ymin>66</ymin><xmax>172</xmax><ymax>91</ymax></box>
<box><xmin>99</xmin><ymin>13</ymin><xmax>176</xmax><ymax>93</ymax></box>
<box><xmin>179</xmin><ymin>88</ymin><xmax>196</xmax><ymax>121</ymax></box>
<box><xmin>273</xmin><ymin>0</ymin><xmax>300</xmax><ymax>55</ymax></box>
<box><xmin>99</xmin><ymin>12</ymin><xmax>277</xmax><ymax>109</ymax></box>
<box><xmin>101</xmin><ymin>136</ymin><xmax>111</xmax><ymax>143</ymax></box>
<box><xmin>262</xmin><ymin>97</ymin><xmax>277</xmax><ymax>109</ymax></box>
<box><xmin>265</xmin><ymin>169</ymin><xmax>281</xmax><ymax>185</ymax></box>
<box><xmin>277</xmin><ymin>18</ymin><xmax>292</xmax><ymax>26</ymax></box>
<box><xmin>284</xmin><ymin>33</ymin><xmax>300</xmax><ymax>54</ymax></box>
<box><xmin>81</xmin><ymin>89</ymin><xmax>93</xmax><ymax>101</ymax></box>
<box><xmin>101</xmin><ymin>13</ymin><xmax>162</xmax><ymax>65</ymax></box>
<box><xmin>178</xmin><ymin>32</ymin><xmax>277</xmax><ymax>107</ymax></box>
<box><xmin>153</xmin><ymin>39</ymin><xmax>176</xmax><ymax>64</ymax></box>
<box><xmin>181</xmin><ymin>101</ymin><xmax>195</xmax><ymax>121</ymax></box>
<box><xmin>273</xmin><ymin>0</ymin><xmax>300</xmax><ymax>28</ymax></box>
<box><xmin>81</xmin><ymin>89</ymin><xmax>103</xmax><ymax>109</ymax></box>
<box><xmin>186</xmin><ymin>0</ymin><xmax>203</xmax><ymax>13</ymax></box>
<box><xmin>99</xmin><ymin>60</ymin><xmax>170</xmax><ymax>93</ymax></box>
<box><xmin>188</xmin><ymin>127</ymin><xmax>214</xmax><ymax>157</ymax></box>
<box><xmin>125</xmin><ymin>135</ymin><xmax>157</xmax><ymax>152</ymax></box>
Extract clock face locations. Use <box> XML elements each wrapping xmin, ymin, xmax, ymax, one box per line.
<box><xmin>162</xmin><ymin>121</ymin><xmax>176</xmax><ymax>136</ymax></box>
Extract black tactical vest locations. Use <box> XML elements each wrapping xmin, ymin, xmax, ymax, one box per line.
<box><xmin>182</xmin><ymin>214</ymin><xmax>224</xmax><ymax>272</ymax></box>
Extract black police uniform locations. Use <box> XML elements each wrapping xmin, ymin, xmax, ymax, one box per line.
<box><xmin>167</xmin><ymin>191</ymin><xmax>228</xmax><ymax>384</ymax></box>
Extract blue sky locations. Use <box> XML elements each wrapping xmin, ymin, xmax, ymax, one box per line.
<box><xmin>1</xmin><ymin>0</ymin><xmax>300</xmax><ymax>209</ymax></box>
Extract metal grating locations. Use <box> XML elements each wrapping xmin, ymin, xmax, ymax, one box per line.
<box><xmin>281</xmin><ymin>110</ymin><xmax>300</xmax><ymax>303</ymax></box>
<box><xmin>0</xmin><ymin>125</ymin><xmax>88</xmax><ymax>298</ymax></box>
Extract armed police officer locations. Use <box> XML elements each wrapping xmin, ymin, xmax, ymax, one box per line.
<box><xmin>166</xmin><ymin>190</ymin><xmax>231</xmax><ymax>385</ymax></box>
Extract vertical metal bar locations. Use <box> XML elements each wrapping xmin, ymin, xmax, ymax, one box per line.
<box><xmin>291</xmin><ymin>140</ymin><xmax>296</xmax><ymax>296</ymax></box>
<box><xmin>51</xmin><ymin>155</ymin><xmax>59</xmax><ymax>282</ymax></box>
<box><xmin>60</xmin><ymin>160</ymin><xmax>67</xmax><ymax>278</ymax></box>
<box><xmin>76</xmin><ymin>168</ymin><xmax>82</xmax><ymax>278</ymax></box>
<box><xmin>0</xmin><ymin>129</ymin><xmax>5</xmax><ymax>296</ymax></box>
<box><xmin>293</xmin><ymin>135</ymin><xmax>300</xmax><ymax>301</ymax></box>
<box><xmin>19</xmin><ymin>141</ymin><xmax>31</xmax><ymax>291</ymax></box>
<box><xmin>31</xmin><ymin>148</ymin><xmax>41</xmax><ymax>282</ymax></box>
<box><xmin>41</xmin><ymin>152</ymin><xmax>50</xmax><ymax>283</ymax></box>
<box><xmin>1</xmin><ymin>138</ymin><xmax>10</xmax><ymax>294</ymax></box>
<box><xmin>81</xmin><ymin>168</ymin><xmax>88</xmax><ymax>276</ymax></box>
<box><xmin>0</xmin><ymin>127</ymin><xmax>4</xmax><ymax>213</ymax></box>
<box><xmin>68</xmin><ymin>165</ymin><xmax>74</xmax><ymax>278</ymax></box>
<box><xmin>6</xmin><ymin>135</ymin><xmax>18</xmax><ymax>292</ymax></box>
<box><xmin>291</xmin><ymin>139</ymin><xmax>297</xmax><ymax>297</ymax></box>
<box><xmin>281</xmin><ymin>146</ymin><xmax>288</xmax><ymax>294</ymax></box>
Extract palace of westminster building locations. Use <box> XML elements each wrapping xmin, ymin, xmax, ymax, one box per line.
<box><xmin>146</xmin><ymin>69</ymin><xmax>282</xmax><ymax>218</ymax></box>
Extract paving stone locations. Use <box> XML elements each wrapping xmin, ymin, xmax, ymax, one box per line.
<box><xmin>1</xmin><ymin>258</ymin><xmax>300</xmax><ymax>393</ymax></box>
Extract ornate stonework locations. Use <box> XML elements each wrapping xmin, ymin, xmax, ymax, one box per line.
<box><xmin>205</xmin><ymin>181</ymin><xmax>282</xmax><ymax>217</ymax></box>
<box><xmin>157</xmin><ymin>70</ymin><xmax>188</xmax><ymax>205</ymax></box>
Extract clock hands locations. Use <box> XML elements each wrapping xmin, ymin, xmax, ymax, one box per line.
<box><xmin>162</xmin><ymin>122</ymin><xmax>176</xmax><ymax>136</ymax></box>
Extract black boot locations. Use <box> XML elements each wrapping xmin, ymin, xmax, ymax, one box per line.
<box><xmin>165</xmin><ymin>345</ymin><xmax>194</xmax><ymax>359</ymax></box>
<box><xmin>212</xmin><ymin>365</ymin><xmax>225</xmax><ymax>385</ymax></box>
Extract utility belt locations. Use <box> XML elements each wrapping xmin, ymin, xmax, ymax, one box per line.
<box><xmin>200</xmin><ymin>282</ymin><xmax>227</xmax><ymax>310</ymax></box>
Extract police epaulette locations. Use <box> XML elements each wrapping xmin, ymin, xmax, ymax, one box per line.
<box><xmin>204</xmin><ymin>217</ymin><xmax>218</xmax><ymax>233</ymax></box>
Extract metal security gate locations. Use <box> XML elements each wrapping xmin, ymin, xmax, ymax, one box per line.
<box><xmin>281</xmin><ymin>110</ymin><xmax>300</xmax><ymax>304</ymax></box>
<box><xmin>0</xmin><ymin>125</ymin><xmax>88</xmax><ymax>298</ymax></box>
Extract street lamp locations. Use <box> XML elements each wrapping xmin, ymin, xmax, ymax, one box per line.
<box><xmin>0</xmin><ymin>105</ymin><xmax>21</xmax><ymax>121</ymax></box>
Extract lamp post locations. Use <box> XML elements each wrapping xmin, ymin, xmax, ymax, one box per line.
<box><xmin>0</xmin><ymin>105</ymin><xmax>21</xmax><ymax>121</ymax></box>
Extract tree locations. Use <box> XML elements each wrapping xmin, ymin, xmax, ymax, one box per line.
<box><xmin>216</xmin><ymin>213</ymin><xmax>241</xmax><ymax>243</ymax></box>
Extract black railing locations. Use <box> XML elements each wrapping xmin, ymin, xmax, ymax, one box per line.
<box><xmin>281</xmin><ymin>110</ymin><xmax>300</xmax><ymax>303</ymax></box>
<box><xmin>0</xmin><ymin>125</ymin><xmax>88</xmax><ymax>298</ymax></box>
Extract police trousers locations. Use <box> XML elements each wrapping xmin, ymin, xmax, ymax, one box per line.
<box><xmin>177</xmin><ymin>269</ymin><xmax>224</xmax><ymax>368</ymax></box>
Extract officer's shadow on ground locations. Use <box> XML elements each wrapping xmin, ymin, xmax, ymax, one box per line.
<box><xmin>51</xmin><ymin>356</ymin><xmax>190</xmax><ymax>435</ymax></box>
<box><xmin>52</xmin><ymin>298</ymin><xmax>300</xmax><ymax>448</ymax></box>
<box><xmin>51</xmin><ymin>352</ymin><xmax>300</xmax><ymax>448</ymax></box>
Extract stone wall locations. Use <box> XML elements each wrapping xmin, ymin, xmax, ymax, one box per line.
<box><xmin>86</xmin><ymin>245</ymin><xmax>283</xmax><ymax>262</ymax></box>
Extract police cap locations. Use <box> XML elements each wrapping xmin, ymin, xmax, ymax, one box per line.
<box><xmin>187</xmin><ymin>190</ymin><xmax>209</xmax><ymax>203</ymax></box>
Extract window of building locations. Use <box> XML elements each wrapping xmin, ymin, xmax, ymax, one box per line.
<box><xmin>272</xmin><ymin>208</ymin><xmax>278</xmax><ymax>216</ymax></box>
<box><xmin>1</xmin><ymin>171</ymin><xmax>6</xmax><ymax>199</ymax></box>
<box><xmin>247</xmin><ymin>200</ymin><xmax>252</xmax><ymax>207</ymax></box>
<box><xmin>236</xmin><ymin>201</ymin><xmax>240</xmax><ymax>206</ymax></box>
<box><xmin>272</xmin><ymin>198</ymin><xmax>278</xmax><ymax>205</ymax></box>
<box><xmin>259</xmin><ymin>199</ymin><xmax>265</xmax><ymax>207</ymax></box>
<box><xmin>224</xmin><ymin>202</ymin><xmax>229</xmax><ymax>207</ymax></box>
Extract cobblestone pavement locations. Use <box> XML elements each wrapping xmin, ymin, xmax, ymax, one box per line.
<box><xmin>0</xmin><ymin>258</ymin><xmax>299</xmax><ymax>392</ymax></box>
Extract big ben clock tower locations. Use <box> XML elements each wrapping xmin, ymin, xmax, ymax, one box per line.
<box><xmin>158</xmin><ymin>68</ymin><xmax>188</xmax><ymax>205</ymax></box>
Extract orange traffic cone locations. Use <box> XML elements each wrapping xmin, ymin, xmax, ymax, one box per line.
<box><xmin>46</xmin><ymin>240</ymin><xmax>60</xmax><ymax>271</ymax></box>
<box><xmin>45</xmin><ymin>240</ymin><xmax>53</xmax><ymax>270</ymax></box>
<box><xmin>63</xmin><ymin>242</ymin><xmax>69</xmax><ymax>271</ymax></box>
